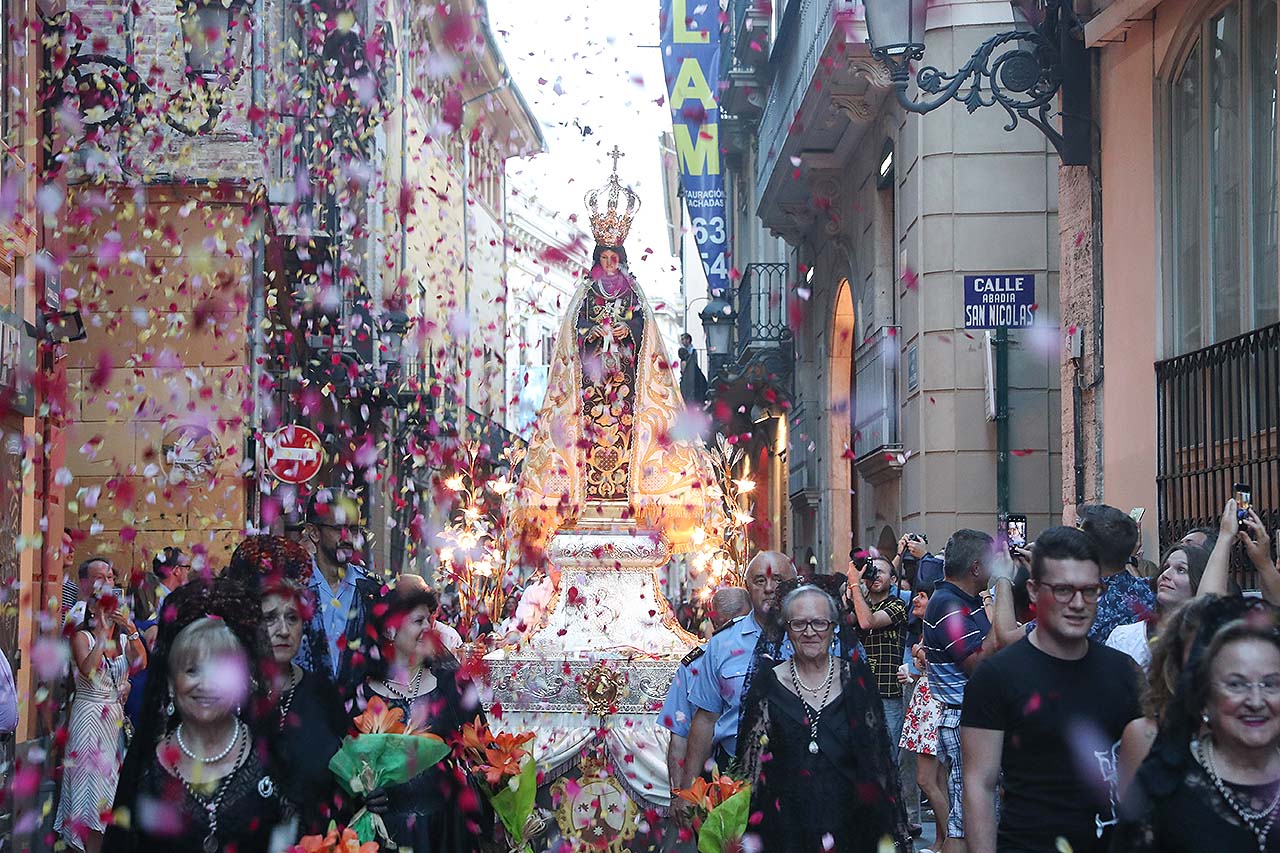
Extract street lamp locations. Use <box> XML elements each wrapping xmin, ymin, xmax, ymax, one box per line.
<box><xmin>863</xmin><ymin>0</ymin><xmax>1090</xmax><ymax>165</ymax></box>
<box><xmin>379</xmin><ymin>309</ymin><xmax>411</xmax><ymax>385</ymax></box>
<box><xmin>43</xmin><ymin>1</ymin><xmax>252</xmax><ymax>142</ymax></box>
<box><xmin>40</xmin><ymin>309</ymin><xmax>87</xmax><ymax>344</ymax></box>
<box><xmin>181</xmin><ymin>0</ymin><xmax>250</xmax><ymax>82</ymax></box>
<box><xmin>699</xmin><ymin>295</ymin><xmax>736</xmax><ymax>358</ymax></box>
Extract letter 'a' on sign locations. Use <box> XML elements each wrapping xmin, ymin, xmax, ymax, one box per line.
<box><xmin>265</xmin><ymin>424</ymin><xmax>324</xmax><ymax>485</ymax></box>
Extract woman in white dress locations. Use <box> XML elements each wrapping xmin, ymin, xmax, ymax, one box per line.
<box><xmin>55</xmin><ymin>572</ymin><xmax>147</xmax><ymax>853</ymax></box>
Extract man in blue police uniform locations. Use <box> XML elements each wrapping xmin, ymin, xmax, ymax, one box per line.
<box><xmin>680</xmin><ymin>551</ymin><xmax>797</xmax><ymax>790</ymax></box>
<box><xmin>660</xmin><ymin>586</ymin><xmax>751</xmax><ymax>790</ymax></box>
<box><xmin>299</xmin><ymin>490</ymin><xmax>382</xmax><ymax>698</ymax></box>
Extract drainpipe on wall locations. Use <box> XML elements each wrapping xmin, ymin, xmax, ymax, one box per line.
<box><xmin>995</xmin><ymin>327</ymin><xmax>1010</xmax><ymax>522</ymax></box>
<box><xmin>247</xmin><ymin>0</ymin><xmax>267</xmax><ymax>529</ymax></box>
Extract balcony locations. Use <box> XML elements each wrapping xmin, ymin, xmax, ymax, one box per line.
<box><xmin>852</xmin><ymin>326</ymin><xmax>903</xmax><ymax>484</ymax></box>
<box><xmin>752</xmin><ymin>1</ymin><xmax>893</xmax><ymax>238</ymax></box>
<box><xmin>755</xmin><ymin>0</ymin><xmax>858</xmax><ymax>198</ymax></box>
<box><xmin>733</xmin><ymin>0</ymin><xmax>773</xmax><ymax>67</ymax></box>
<box><xmin>720</xmin><ymin>0</ymin><xmax>771</xmax><ymax>137</ymax></box>
<box><xmin>707</xmin><ymin>262</ymin><xmax>794</xmax><ymax>425</ymax></box>
<box><xmin>735</xmin><ymin>262</ymin><xmax>790</xmax><ymax>357</ymax></box>
<box><xmin>1156</xmin><ymin>321</ymin><xmax>1280</xmax><ymax>590</ymax></box>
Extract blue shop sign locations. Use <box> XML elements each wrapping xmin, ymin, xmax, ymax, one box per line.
<box><xmin>963</xmin><ymin>274</ymin><xmax>1036</xmax><ymax>329</ymax></box>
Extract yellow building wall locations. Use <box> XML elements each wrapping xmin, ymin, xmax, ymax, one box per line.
<box><xmin>60</xmin><ymin>187</ymin><xmax>255</xmax><ymax>575</ymax></box>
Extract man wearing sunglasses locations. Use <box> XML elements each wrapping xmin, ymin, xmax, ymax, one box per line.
<box><xmin>301</xmin><ymin>490</ymin><xmax>381</xmax><ymax>696</ymax></box>
<box><xmin>961</xmin><ymin>526</ymin><xmax>1143</xmax><ymax>853</ymax></box>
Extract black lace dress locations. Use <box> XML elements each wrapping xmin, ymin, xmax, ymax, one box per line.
<box><xmin>272</xmin><ymin>669</ymin><xmax>349</xmax><ymax>834</ymax></box>
<box><xmin>1113</xmin><ymin>760</ymin><xmax>1280</xmax><ymax>852</ymax></box>
<box><xmin>354</xmin><ymin>667</ymin><xmax>491</xmax><ymax>853</ymax></box>
<box><xmin>737</xmin><ymin>660</ymin><xmax>912</xmax><ymax>853</ymax></box>
<box><xmin>103</xmin><ymin>746</ymin><xmax>284</xmax><ymax>853</ymax></box>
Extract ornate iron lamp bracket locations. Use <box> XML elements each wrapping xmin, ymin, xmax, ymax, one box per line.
<box><xmin>869</xmin><ymin>1</ymin><xmax>1090</xmax><ymax>165</ymax></box>
<box><xmin>42</xmin><ymin>13</ymin><xmax>229</xmax><ymax>141</ymax></box>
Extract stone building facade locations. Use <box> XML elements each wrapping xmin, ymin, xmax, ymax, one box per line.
<box><xmin>717</xmin><ymin>0</ymin><xmax>1063</xmax><ymax>570</ymax></box>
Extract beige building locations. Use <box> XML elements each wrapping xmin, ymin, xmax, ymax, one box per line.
<box><xmin>504</xmin><ymin>188</ymin><xmax>590</xmax><ymax>438</ymax></box>
<box><xmin>1074</xmin><ymin>0</ymin><xmax>1279</xmax><ymax>572</ymax></box>
<box><xmin>713</xmin><ymin>0</ymin><xmax>1062</xmax><ymax>569</ymax></box>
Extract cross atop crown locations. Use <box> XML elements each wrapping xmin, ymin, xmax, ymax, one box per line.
<box><xmin>584</xmin><ymin>146</ymin><xmax>641</xmax><ymax>248</ymax></box>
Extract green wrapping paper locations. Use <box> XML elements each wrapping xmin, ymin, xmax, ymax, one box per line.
<box><xmin>328</xmin><ymin>733</ymin><xmax>452</xmax><ymax>846</ymax></box>
<box><xmin>697</xmin><ymin>786</ymin><xmax>751</xmax><ymax>853</ymax></box>
<box><xmin>486</xmin><ymin>756</ymin><xmax>538</xmax><ymax>853</ymax></box>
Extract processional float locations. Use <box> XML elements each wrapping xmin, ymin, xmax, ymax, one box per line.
<box><xmin>485</xmin><ymin>155</ymin><xmax>726</xmax><ymax>852</ymax></box>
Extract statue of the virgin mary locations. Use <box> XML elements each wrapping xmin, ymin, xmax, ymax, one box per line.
<box><xmin>512</xmin><ymin>161</ymin><xmax>722</xmax><ymax>552</ymax></box>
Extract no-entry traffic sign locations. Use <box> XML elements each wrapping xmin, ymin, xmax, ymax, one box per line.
<box><xmin>264</xmin><ymin>425</ymin><xmax>324</xmax><ymax>484</ymax></box>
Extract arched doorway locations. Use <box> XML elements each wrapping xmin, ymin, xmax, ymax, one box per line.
<box><xmin>831</xmin><ymin>278</ymin><xmax>857</xmax><ymax>558</ymax></box>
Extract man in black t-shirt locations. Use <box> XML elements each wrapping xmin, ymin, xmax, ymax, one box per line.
<box><xmin>961</xmin><ymin>526</ymin><xmax>1142</xmax><ymax>853</ymax></box>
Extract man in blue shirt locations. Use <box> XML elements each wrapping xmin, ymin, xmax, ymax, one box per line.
<box><xmin>300</xmin><ymin>491</ymin><xmax>381</xmax><ymax>697</ymax></box>
<box><xmin>1077</xmin><ymin>504</ymin><xmax>1155</xmax><ymax>639</ymax></box>
<box><xmin>922</xmin><ymin>529</ymin><xmax>998</xmax><ymax>853</ymax></box>
<box><xmin>659</xmin><ymin>586</ymin><xmax>750</xmax><ymax>791</ymax></box>
<box><xmin>681</xmin><ymin>551</ymin><xmax>797</xmax><ymax>789</ymax></box>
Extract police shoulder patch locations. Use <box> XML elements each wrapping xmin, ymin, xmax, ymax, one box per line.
<box><xmin>681</xmin><ymin>645</ymin><xmax>707</xmax><ymax>667</ymax></box>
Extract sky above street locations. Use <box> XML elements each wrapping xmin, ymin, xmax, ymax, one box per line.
<box><xmin>488</xmin><ymin>0</ymin><xmax>689</xmax><ymax>315</ymax></box>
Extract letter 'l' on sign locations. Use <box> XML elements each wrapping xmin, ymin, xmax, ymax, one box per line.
<box><xmin>672</xmin><ymin>0</ymin><xmax>710</xmax><ymax>43</ymax></box>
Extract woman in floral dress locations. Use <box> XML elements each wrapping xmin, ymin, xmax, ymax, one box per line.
<box><xmin>899</xmin><ymin>583</ymin><xmax>946</xmax><ymax>848</ymax></box>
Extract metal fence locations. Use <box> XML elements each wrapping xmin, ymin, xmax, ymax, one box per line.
<box><xmin>1156</xmin><ymin>321</ymin><xmax>1280</xmax><ymax>589</ymax></box>
<box><xmin>735</xmin><ymin>262</ymin><xmax>790</xmax><ymax>355</ymax></box>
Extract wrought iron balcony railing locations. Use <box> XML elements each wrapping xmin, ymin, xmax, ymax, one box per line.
<box><xmin>1156</xmin><ymin>321</ymin><xmax>1280</xmax><ymax>590</ymax></box>
<box><xmin>734</xmin><ymin>262</ymin><xmax>791</xmax><ymax>358</ymax></box>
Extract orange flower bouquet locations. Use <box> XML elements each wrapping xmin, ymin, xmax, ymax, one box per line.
<box><xmin>289</xmin><ymin>822</ymin><xmax>380</xmax><ymax>853</ymax></box>
<box><xmin>673</xmin><ymin>772</ymin><xmax>751</xmax><ymax>853</ymax></box>
<box><xmin>327</xmin><ymin>696</ymin><xmax>452</xmax><ymax>846</ymax></box>
<box><xmin>457</xmin><ymin>719</ymin><xmax>539</xmax><ymax>853</ymax></box>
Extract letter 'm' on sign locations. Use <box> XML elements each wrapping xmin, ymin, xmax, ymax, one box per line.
<box><xmin>674</xmin><ymin>123</ymin><xmax>720</xmax><ymax>176</ymax></box>
<box><xmin>671</xmin><ymin>58</ymin><xmax>716</xmax><ymax>109</ymax></box>
<box><xmin>672</xmin><ymin>0</ymin><xmax>710</xmax><ymax>43</ymax></box>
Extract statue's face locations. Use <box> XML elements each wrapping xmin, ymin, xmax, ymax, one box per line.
<box><xmin>599</xmin><ymin>249</ymin><xmax>621</xmax><ymax>275</ymax></box>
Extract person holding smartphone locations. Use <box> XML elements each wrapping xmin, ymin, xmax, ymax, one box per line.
<box><xmin>55</xmin><ymin>557</ymin><xmax>147</xmax><ymax>853</ymax></box>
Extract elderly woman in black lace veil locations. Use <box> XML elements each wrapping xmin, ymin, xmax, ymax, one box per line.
<box><xmin>224</xmin><ymin>535</ymin><xmax>350</xmax><ymax>835</ymax></box>
<box><xmin>1113</xmin><ymin>596</ymin><xmax>1280</xmax><ymax>853</ymax></box>
<box><xmin>737</xmin><ymin>583</ymin><xmax>911</xmax><ymax>853</ymax></box>
<box><xmin>103</xmin><ymin>578</ymin><xmax>283</xmax><ymax>853</ymax></box>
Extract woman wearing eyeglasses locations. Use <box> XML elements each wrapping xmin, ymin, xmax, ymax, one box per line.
<box><xmin>1114</xmin><ymin>600</ymin><xmax>1280</xmax><ymax>853</ymax></box>
<box><xmin>737</xmin><ymin>584</ymin><xmax>912</xmax><ymax>852</ymax></box>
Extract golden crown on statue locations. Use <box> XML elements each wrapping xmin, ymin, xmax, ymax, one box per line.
<box><xmin>585</xmin><ymin>145</ymin><xmax>641</xmax><ymax>247</ymax></box>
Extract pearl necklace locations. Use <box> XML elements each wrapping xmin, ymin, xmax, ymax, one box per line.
<box><xmin>1196</xmin><ymin>738</ymin><xmax>1280</xmax><ymax>852</ymax></box>
<box><xmin>176</xmin><ymin>719</ymin><xmax>242</xmax><ymax>764</ymax></box>
<box><xmin>789</xmin><ymin>656</ymin><xmax>835</xmax><ymax>755</ymax></box>
<box><xmin>173</xmin><ymin>728</ymin><xmax>251</xmax><ymax>853</ymax></box>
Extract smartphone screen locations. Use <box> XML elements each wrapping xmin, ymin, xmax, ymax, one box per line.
<box><xmin>1006</xmin><ymin>514</ymin><xmax>1028</xmax><ymax>548</ymax></box>
<box><xmin>1234</xmin><ymin>483</ymin><xmax>1252</xmax><ymax>520</ymax></box>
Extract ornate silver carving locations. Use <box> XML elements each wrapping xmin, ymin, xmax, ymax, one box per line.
<box><xmin>488</xmin><ymin>658</ymin><xmax>679</xmax><ymax>714</ymax></box>
<box><xmin>547</xmin><ymin>529</ymin><xmax>671</xmax><ymax>568</ymax></box>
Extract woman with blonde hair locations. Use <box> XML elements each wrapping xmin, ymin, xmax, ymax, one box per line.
<box><xmin>104</xmin><ymin>580</ymin><xmax>283</xmax><ymax>853</ymax></box>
